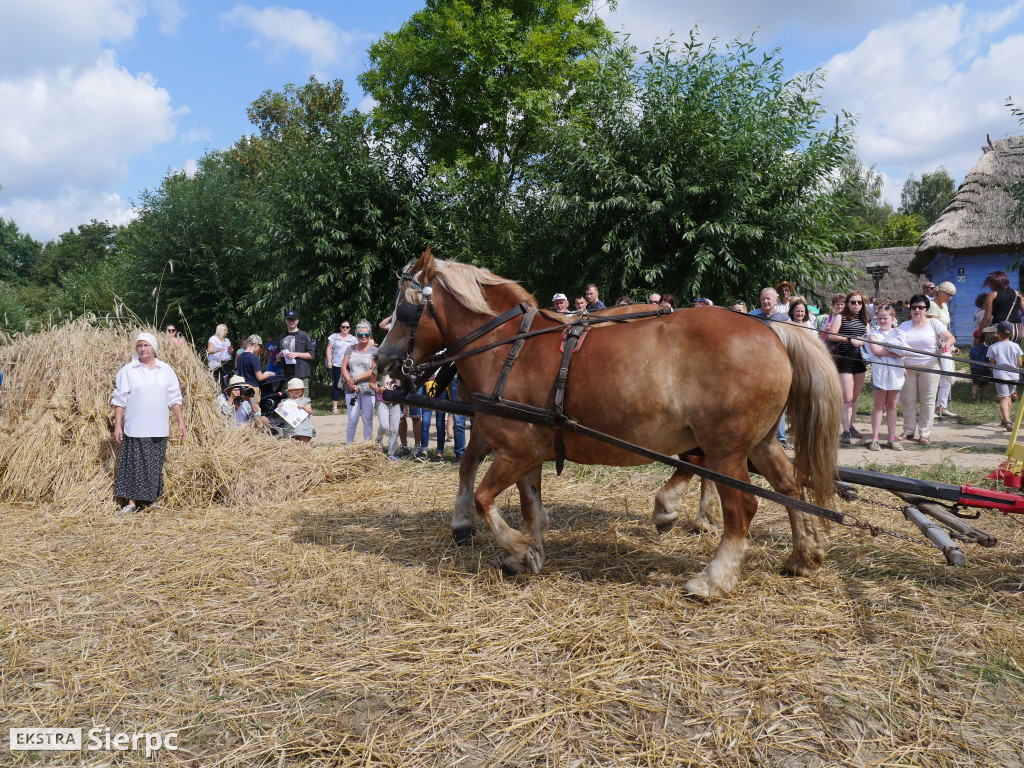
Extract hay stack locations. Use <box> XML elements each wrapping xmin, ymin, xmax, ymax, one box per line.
<box><xmin>0</xmin><ymin>318</ymin><xmax>379</xmax><ymax>514</ymax></box>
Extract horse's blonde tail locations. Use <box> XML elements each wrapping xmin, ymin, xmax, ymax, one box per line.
<box><xmin>770</xmin><ymin>323</ymin><xmax>841</xmax><ymax>507</ymax></box>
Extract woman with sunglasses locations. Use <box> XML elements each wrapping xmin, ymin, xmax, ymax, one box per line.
<box><xmin>898</xmin><ymin>294</ymin><xmax>956</xmax><ymax>444</ymax></box>
<box><xmin>326</xmin><ymin>320</ymin><xmax>356</xmax><ymax>415</ymax></box>
<box><xmin>342</xmin><ymin>321</ymin><xmax>377</xmax><ymax>444</ymax></box>
<box><xmin>828</xmin><ymin>291</ymin><xmax>869</xmax><ymax>444</ymax></box>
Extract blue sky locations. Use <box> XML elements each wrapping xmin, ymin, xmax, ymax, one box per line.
<box><xmin>1</xmin><ymin>0</ymin><xmax>1023</xmax><ymax>242</ymax></box>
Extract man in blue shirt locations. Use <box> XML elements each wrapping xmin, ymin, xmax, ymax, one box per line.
<box><xmin>584</xmin><ymin>283</ymin><xmax>607</xmax><ymax>311</ymax></box>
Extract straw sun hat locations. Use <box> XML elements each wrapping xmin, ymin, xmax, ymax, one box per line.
<box><xmin>223</xmin><ymin>375</ymin><xmax>256</xmax><ymax>398</ymax></box>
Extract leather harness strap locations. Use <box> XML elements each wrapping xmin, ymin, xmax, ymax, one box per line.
<box><xmin>491</xmin><ymin>307</ymin><xmax>538</xmax><ymax>401</ymax></box>
<box><xmin>552</xmin><ymin>316</ymin><xmax>589</xmax><ymax>475</ymax></box>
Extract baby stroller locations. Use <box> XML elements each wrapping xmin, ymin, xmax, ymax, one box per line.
<box><xmin>258</xmin><ymin>375</ymin><xmax>288</xmax><ymax>437</ymax></box>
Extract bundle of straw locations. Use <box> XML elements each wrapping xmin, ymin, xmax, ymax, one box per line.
<box><xmin>0</xmin><ymin>318</ymin><xmax>379</xmax><ymax>514</ymax></box>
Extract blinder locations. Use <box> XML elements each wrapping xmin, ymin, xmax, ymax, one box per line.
<box><xmin>391</xmin><ymin>269</ymin><xmax>446</xmax><ymax>381</ymax></box>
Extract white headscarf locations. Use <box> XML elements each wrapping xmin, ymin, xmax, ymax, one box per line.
<box><xmin>136</xmin><ymin>331</ymin><xmax>159</xmax><ymax>352</ymax></box>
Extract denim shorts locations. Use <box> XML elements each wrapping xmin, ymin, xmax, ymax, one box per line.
<box><xmin>406</xmin><ymin>406</ymin><xmax>422</xmax><ymax>418</ymax></box>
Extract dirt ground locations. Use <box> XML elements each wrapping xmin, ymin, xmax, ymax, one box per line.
<box><xmin>311</xmin><ymin>410</ymin><xmax>1013</xmax><ymax>472</ymax></box>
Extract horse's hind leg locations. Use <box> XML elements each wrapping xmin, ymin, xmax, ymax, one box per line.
<box><xmin>517</xmin><ymin>464</ymin><xmax>548</xmax><ymax>574</ymax></box>
<box><xmin>474</xmin><ymin>452</ymin><xmax>546</xmax><ymax>575</ymax></box>
<box><xmin>452</xmin><ymin>429</ymin><xmax>490</xmax><ymax>544</ymax></box>
<box><xmin>653</xmin><ymin>469</ymin><xmax>693</xmax><ymax>533</ymax></box>
<box><xmin>654</xmin><ymin>459</ymin><xmax>723</xmax><ymax>534</ymax></box>
<box><xmin>750</xmin><ymin>440</ymin><xmax>828</xmax><ymax>576</ymax></box>
<box><xmin>694</xmin><ymin>478</ymin><xmax>723</xmax><ymax>532</ymax></box>
<box><xmin>684</xmin><ymin>456</ymin><xmax>756</xmax><ymax>599</ymax></box>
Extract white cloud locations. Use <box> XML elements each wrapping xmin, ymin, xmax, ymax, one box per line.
<box><xmin>817</xmin><ymin>3</ymin><xmax>1024</xmax><ymax>202</ymax></box>
<box><xmin>603</xmin><ymin>0</ymin><xmax>918</xmax><ymax>52</ymax></box>
<box><xmin>0</xmin><ymin>0</ymin><xmax>144</xmax><ymax>73</ymax></box>
<box><xmin>221</xmin><ymin>4</ymin><xmax>372</xmax><ymax>72</ymax></box>
<box><xmin>0</xmin><ymin>51</ymin><xmax>179</xmax><ymax>198</ymax></box>
<box><xmin>357</xmin><ymin>94</ymin><xmax>377</xmax><ymax>114</ymax></box>
<box><xmin>0</xmin><ymin>190</ymin><xmax>136</xmax><ymax>243</ymax></box>
<box><xmin>0</xmin><ymin>1</ymin><xmax>187</xmax><ymax>73</ymax></box>
<box><xmin>152</xmin><ymin>0</ymin><xmax>186</xmax><ymax>35</ymax></box>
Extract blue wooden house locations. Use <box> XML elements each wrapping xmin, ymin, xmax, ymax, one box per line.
<box><xmin>909</xmin><ymin>135</ymin><xmax>1024</xmax><ymax>342</ymax></box>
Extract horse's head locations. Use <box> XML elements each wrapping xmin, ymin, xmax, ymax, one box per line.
<box><xmin>377</xmin><ymin>247</ymin><xmax>537</xmax><ymax>386</ymax></box>
<box><xmin>376</xmin><ymin>246</ymin><xmax>446</xmax><ymax>385</ymax></box>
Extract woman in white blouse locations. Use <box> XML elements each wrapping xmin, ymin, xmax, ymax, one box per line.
<box><xmin>112</xmin><ymin>332</ymin><xmax>186</xmax><ymax>514</ymax></box>
<box><xmin>207</xmin><ymin>323</ymin><xmax>232</xmax><ymax>386</ymax></box>
<box><xmin>898</xmin><ymin>295</ymin><xmax>956</xmax><ymax>444</ymax></box>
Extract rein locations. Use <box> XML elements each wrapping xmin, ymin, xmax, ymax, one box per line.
<box><xmin>746</xmin><ymin>311</ymin><xmax>1020</xmax><ymax>377</ymax></box>
<box><xmin>410</xmin><ymin>306</ymin><xmax>672</xmax><ymax>376</ymax></box>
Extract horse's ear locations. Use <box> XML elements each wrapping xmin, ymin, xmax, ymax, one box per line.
<box><xmin>418</xmin><ymin>246</ymin><xmax>437</xmax><ymax>283</ymax></box>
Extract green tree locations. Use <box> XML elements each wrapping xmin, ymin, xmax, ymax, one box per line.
<box><xmin>0</xmin><ymin>218</ymin><xmax>42</xmax><ymax>284</ymax></box>
<box><xmin>832</xmin><ymin>153</ymin><xmax>894</xmax><ymax>250</ymax></box>
<box><xmin>42</xmin><ymin>220</ymin><xmax>128</xmax><ymax>319</ymax></box>
<box><xmin>0</xmin><ymin>281</ymin><xmax>31</xmax><ymax>332</ymax></box>
<box><xmin>515</xmin><ymin>35</ymin><xmax>858</xmax><ymax>303</ymax></box>
<box><xmin>118</xmin><ymin>150</ymin><xmax>257</xmax><ymax>337</ymax></box>
<box><xmin>899</xmin><ymin>167</ymin><xmax>956</xmax><ymax>227</ymax></box>
<box><xmin>238</xmin><ymin>78</ymin><xmax>426</xmax><ymax>339</ymax></box>
<box><xmin>877</xmin><ymin>212</ymin><xmax>925</xmax><ymax>247</ymax></box>
<box><xmin>359</xmin><ymin>0</ymin><xmax>614</xmax><ymax>185</ymax></box>
<box><xmin>358</xmin><ymin>0</ymin><xmax>615</xmax><ymax>269</ymax></box>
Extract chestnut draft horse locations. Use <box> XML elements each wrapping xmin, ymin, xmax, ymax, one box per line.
<box><xmin>377</xmin><ymin>251</ymin><xmax>842</xmax><ymax>598</ymax></box>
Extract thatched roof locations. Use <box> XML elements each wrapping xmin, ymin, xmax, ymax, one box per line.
<box><xmin>910</xmin><ymin>135</ymin><xmax>1024</xmax><ymax>273</ymax></box>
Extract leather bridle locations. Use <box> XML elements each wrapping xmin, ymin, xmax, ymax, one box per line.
<box><xmin>392</xmin><ymin>269</ymin><xmax>447</xmax><ymax>378</ymax></box>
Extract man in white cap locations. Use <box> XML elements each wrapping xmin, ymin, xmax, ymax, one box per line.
<box><xmin>111</xmin><ymin>331</ymin><xmax>186</xmax><ymax>515</ymax></box>
<box><xmin>552</xmin><ymin>293</ymin><xmax>569</xmax><ymax>313</ymax></box>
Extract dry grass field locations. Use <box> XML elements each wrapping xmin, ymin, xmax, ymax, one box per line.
<box><xmin>2</xmin><ymin>322</ymin><xmax>1023</xmax><ymax>766</ymax></box>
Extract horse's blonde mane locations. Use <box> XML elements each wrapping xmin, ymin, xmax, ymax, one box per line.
<box><xmin>405</xmin><ymin>259</ymin><xmax>536</xmax><ymax>316</ymax></box>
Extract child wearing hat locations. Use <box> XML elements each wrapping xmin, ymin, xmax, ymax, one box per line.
<box><xmin>988</xmin><ymin>322</ymin><xmax>1022</xmax><ymax>431</ymax></box>
<box><xmin>280</xmin><ymin>378</ymin><xmax>314</xmax><ymax>442</ymax></box>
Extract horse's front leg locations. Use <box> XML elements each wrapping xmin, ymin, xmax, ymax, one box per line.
<box><xmin>474</xmin><ymin>451</ymin><xmax>546</xmax><ymax>575</ymax></box>
<box><xmin>452</xmin><ymin>429</ymin><xmax>490</xmax><ymax>544</ymax></box>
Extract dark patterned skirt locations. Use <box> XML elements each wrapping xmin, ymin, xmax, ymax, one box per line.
<box><xmin>114</xmin><ymin>436</ymin><xmax>168</xmax><ymax>503</ymax></box>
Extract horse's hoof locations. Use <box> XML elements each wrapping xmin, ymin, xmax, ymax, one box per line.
<box><xmin>523</xmin><ymin>543</ymin><xmax>545</xmax><ymax>574</ymax></box>
<box><xmin>451</xmin><ymin>525</ymin><xmax>475</xmax><ymax>546</ymax></box>
<box><xmin>653</xmin><ymin>509</ymin><xmax>678</xmax><ymax>534</ymax></box>
<box><xmin>782</xmin><ymin>551</ymin><xmax>824</xmax><ymax>577</ymax></box>
<box><xmin>684</xmin><ymin>574</ymin><xmax>730</xmax><ymax>599</ymax></box>
<box><xmin>499</xmin><ymin>558</ymin><xmax>524</xmax><ymax>577</ymax></box>
<box><xmin>685</xmin><ymin>517</ymin><xmax>719</xmax><ymax>534</ymax></box>
<box><xmin>655</xmin><ymin>518</ymin><xmax>677</xmax><ymax>534</ymax></box>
